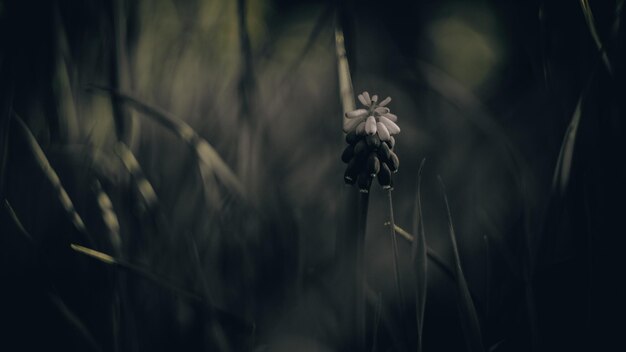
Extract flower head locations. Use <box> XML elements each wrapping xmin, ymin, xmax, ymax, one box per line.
<box><xmin>343</xmin><ymin>91</ymin><xmax>400</xmax><ymax>141</ymax></box>
<box><xmin>341</xmin><ymin>91</ymin><xmax>400</xmax><ymax>192</ymax></box>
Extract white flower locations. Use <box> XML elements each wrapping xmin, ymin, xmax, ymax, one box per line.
<box><xmin>343</xmin><ymin>91</ymin><xmax>400</xmax><ymax>141</ymax></box>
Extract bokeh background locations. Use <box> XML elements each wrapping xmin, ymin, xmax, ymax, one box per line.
<box><xmin>1</xmin><ymin>0</ymin><xmax>625</xmax><ymax>351</ymax></box>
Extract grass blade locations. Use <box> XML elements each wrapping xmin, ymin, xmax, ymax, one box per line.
<box><xmin>551</xmin><ymin>96</ymin><xmax>583</xmax><ymax>196</ymax></box>
<box><xmin>335</xmin><ymin>19</ymin><xmax>356</xmax><ymax>115</ymax></box>
<box><xmin>236</xmin><ymin>0</ymin><xmax>255</xmax><ymax>119</ymax></box>
<box><xmin>88</xmin><ymin>87</ymin><xmax>244</xmax><ymax>200</ymax></box>
<box><xmin>93</xmin><ymin>180</ymin><xmax>121</xmax><ymax>255</ymax></box>
<box><xmin>70</xmin><ymin>244</ymin><xmax>254</xmax><ymax>335</ymax></box>
<box><xmin>580</xmin><ymin>0</ymin><xmax>613</xmax><ymax>75</ymax></box>
<box><xmin>48</xmin><ymin>292</ymin><xmax>103</xmax><ymax>352</ymax></box>
<box><xmin>3</xmin><ymin>199</ymin><xmax>34</xmax><ymax>243</ymax></box>
<box><xmin>335</xmin><ymin>11</ymin><xmax>366</xmax><ymax>351</ymax></box>
<box><xmin>411</xmin><ymin>158</ymin><xmax>427</xmax><ymax>352</ymax></box>
<box><xmin>387</xmin><ymin>190</ymin><xmax>405</xmax><ymax>319</ymax></box>
<box><xmin>110</xmin><ymin>0</ymin><xmax>136</xmax><ymax>145</ymax></box>
<box><xmin>387</xmin><ymin>223</ymin><xmax>455</xmax><ymax>281</ymax></box>
<box><xmin>114</xmin><ymin>142</ymin><xmax>159</xmax><ymax>210</ymax></box>
<box><xmin>438</xmin><ymin>176</ymin><xmax>484</xmax><ymax>352</ymax></box>
<box><xmin>14</xmin><ymin>114</ymin><xmax>92</xmax><ymax>244</ymax></box>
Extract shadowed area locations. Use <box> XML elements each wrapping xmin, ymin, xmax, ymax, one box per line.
<box><xmin>1</xmin><ymin>0</ymin><xmax>625</xmax><ymax>351</ymax></box>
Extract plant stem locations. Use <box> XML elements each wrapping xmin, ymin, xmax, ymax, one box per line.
<box><xmin>355</xmin><ymin>191</ymin><xmax>370</xmax><ymax>351</ymax></box>
<box><xmin>387</xmin><ymin>190</ymin><xmax>405</xmax><ymax>320</ymax></box>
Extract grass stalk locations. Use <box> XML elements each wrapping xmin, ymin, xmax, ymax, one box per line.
<box><xmin>335</xmin><ymin>11</ymin><xmax>365</xmax><ymax>350</ymax></box>
<box><xmin>355</xmin><ymin>191</ymin><xmax>369</xmax><ymax>351</ymax></box>
<box><xmin>387</xmin><ymin>190</ymin><xmax>405</xmax><ymax>320</ymax></box>
<box><xmin>439</xmin><ymin>176</ymin><xmax>484</xmax><ymax>352</ymax></box>
<box><xmin>89</xmin><ymin>87</ymin><xmax>244</xmax><ymax>201</ymax></box>
<box><xmin>3</xmin><ymin>199</ymin><xmax>34</xmax><ymax>243</ymax></box>
<box><xmin>388</xmin><ymin>223</ymin><xmax>455</xmax><ymax>283</ymax></box>
<box><xmin>580</xmin><ymin>0</ymin><xmax>614</xmax><ymax>75</ymax></box>
<box><xmin>14</xmin><ymin>113</ymin><xmax>93</xmax><ymax>245</ymax></box>
<box><xmin>412</xmin><ymin>159</ymin><xmax>427</xmax><ymax>352</ymax></box>
<box><xmin>70</xmin><ymin>243</ymin><xmax>254</xmax><ymax>335</ymax></box>
<box><xmin>49</xmin><ymin>292</ymin><xmax>104</xmax><ymax>352</ymax></box>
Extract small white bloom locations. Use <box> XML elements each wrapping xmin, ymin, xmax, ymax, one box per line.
<box><xmin>343</xmin><ymin>91</ymin><xmax>400</xmax><ymax>141</ymax></box>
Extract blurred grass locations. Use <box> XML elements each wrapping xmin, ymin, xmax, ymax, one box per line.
<box><xmin>1</xmin><ymin>0</ymin><xmax>623</xmax><ymax>351</ymax></box>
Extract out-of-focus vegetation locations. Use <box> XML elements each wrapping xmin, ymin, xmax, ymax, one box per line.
<box><xmin>1</xmin><ymin>0</ymin><xmax>625</xmax><ymax>351</ymax></box>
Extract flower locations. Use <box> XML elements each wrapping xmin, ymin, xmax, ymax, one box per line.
<box><xmin>343</xmin><ymin>91</ymin><xmax>400</xmax><ymax>141</ymax></box>
<box><xmin>342</xmin><ymin>131</ymin><xmax>400</xmax><ymax>192</ymax></box>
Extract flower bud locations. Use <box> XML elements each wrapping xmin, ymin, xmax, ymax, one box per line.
<box><xmin>345</xmin><ymin>131</ymin><xmax>359</xmax><ymax>145</ymax></box>
<box><xmin>378</xmin><ymin>142</ymin><xmax>392</xmax><ymax>163</ymax></box>
<box><xmin>344</xmin><ymin>158</ymin><xmax>359</xmax><ymax>184</ymax></box>
<box><xmin>357</xmin><ymin>172</ymin><xmax>373</xmax><ymax>193</ymax></box>
<box><xmin>365</xmin><ymin>134</ymin><xmax>381</xmax><ymax>149</ymax></box>
<box><xmin>385</xmin><ymin>136</ymin><xmax>395</xmax><ymax>149</ymax></box>
<box><xmin>353</xmin><ymin>139</ymin><xmax>368</xmax><ymax>160</ymax></box>
<box><xmin>388</xmin><ymin>151</ymin><xmax>400</xmax><ymax>173</ymax></box>
<box><xmin>341</xmin><ymin>144</ymin><xmax>354</xmax><ymax>163</ymax></box>
<box><xmin>377</xmin><ymin>163</ymin><xmax>392</xmax><ymax>189</ymax></box>
<box><xmin>366</xmin><ymin>153</ymin><xmax>380</xmax><ymax>177</ymax></box>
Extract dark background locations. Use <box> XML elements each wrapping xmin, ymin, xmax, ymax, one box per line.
<box><xmin>1</xmin><ymin>0</ymin><xmax>625</xmax><ymax>351</ymax></box>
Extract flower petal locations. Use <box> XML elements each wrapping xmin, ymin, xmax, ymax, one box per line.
<box><xmin>362</xmin><ymin>91</ymin><xmax>372</xmax><ymax>106</ymax></box>
<box><xmin>383</xmin><ymin>113</ymin><xmax>398</xmax><ymax>122</ymax></box>
<box><xmin>356</xmin><ymin>121</ymin><xmax>366</xmax><ymax>135</ymax></box>
<box><xmin>343</xmin><ymin>116</ymin><xmax>364</xmax><ymax>133</ymax></box>
<box><xmin>371</xmin><ymin>94</ymin><xmax>378</xmax><ymax>103</ymax></box>
<box><xmin>376</xmin><ymin>122</ymin><xmax>390</xmax><ymax>141</ymax></box>
<box><xmin>379</xmin><ymin>96</ymin><xmax>392</xmax><ymax>107</ymax></box>
<box><xmin>379</xmin><ymin>115</ymin><xmax>401</xmax><ymax>134</ymax></box>
<box><xmin>375</xmin><ymin>107</ymin><xmax>390</xmax><ymax>115</ymax></box>
<box><xmin>357</xmin><ymin>94</ymin><xmax>369</xmax><ymax>107</ymax></box>
<box><xmin>345</xmin><ymin>108</ymin><xmax>368</xmax><ymax>119</ymax></box>
<box><xmin>365</xmin><ymin>116</ymin><xmax>377</xmax><ymax>135</ymax></box>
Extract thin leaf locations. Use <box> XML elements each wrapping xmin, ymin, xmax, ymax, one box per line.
<box><xmin>580</xmin><ymin>0</ymin><xmax>614</xmax><ymax>75</ymax></box>
<box><xmin>88</xmin><ymin>87</ymin><xmax>244</xmax><ymax>200</ymax></box>
<box><xmin>551</xmin><ymin>96</ymin><xmax>582</xmax><ymax>195</ymax></box>
<box><xmin>387</xmin><ymin>190</ymin><xmax>405</xmax><ymax>318</ymax></box>
<box><xmin>335</xmin><ymin>21</ymin><xmax>356</xmax><ymax>115</ymax></box>
<box><xmin>70</xmin><ymin>243</ymin><xmax>254</xmax><ymax>334</ymax></box>
<box><xmin>3</xmin><ymin>199</ymin><xmax>34</xmax><ymax>243</ymax></box>
<box><xmin>411</xmin><ymin>158</ymin><xmax>427</xmax><ymax>352</ymax></box>
<box><xmin>365</xmin><ymin>284</ymin><xmax>408</xmax><ymax>352</ymax></box>
<box><xmin>114</xmin><ymin>142</ymin><xmax>159</xmax><ymax>210</ymax></box>
<box><xmin>236</xmin><ymin>0</ymin><xmax>255</xmax><ymax>119</ymax></box>
<box><xmin>438</xmin><ymin>176</ymin><xmax>484</xmax><ymax>352</ymax></box>
<box><xmin>14</xmin><ymin>114</ymin><xmax>92</xmax><ymax>244</ymax></box>
<box><xmin>387</xmin><ymin>223</ymin><xmax>455</xmax><ymax>281</ymax></box>
<box><xmin>49</xmin><ymin>292</ymin><xmax>103</xmax><ymax>352</ymax></box>
<box><xmin>488</xmin><ymin>339</ymin><xmax>506</xmax><ymax>352</ymax></box>
<box><xmin>110</xmin><ymin>0</ymin><xmax>136</xmax><ymax>144</ymax></box>
<box><xmin>93</xmin><ymin>180</ymin><xmax>121</xmax><ymax>255</ymax></box>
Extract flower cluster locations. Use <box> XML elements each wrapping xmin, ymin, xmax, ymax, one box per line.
<box><xmin>342</xmin><ymin>92</ymin><xmax>400</xmax><ymax>192</ymax></box>
<box><xmin>342</xmin><ymin>92</ymin><xmax>400</xmax><ymax>141</ymax></box>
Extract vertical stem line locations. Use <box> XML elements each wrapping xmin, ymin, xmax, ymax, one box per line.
<box><xmin>387</xmin><ymin>190</ymin><xmax>405</xmax><ymax>318</ymax></box>
<box><xmin>355</xmin><ymin>191</ymin><xmax>369</xmax><ymax>351</ymax></box>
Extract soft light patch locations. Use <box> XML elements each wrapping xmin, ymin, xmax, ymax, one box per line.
<box><xmin>428</xmin><ymin>16</ymin><xmax>502</xmax><ymax>89</ymax></box>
